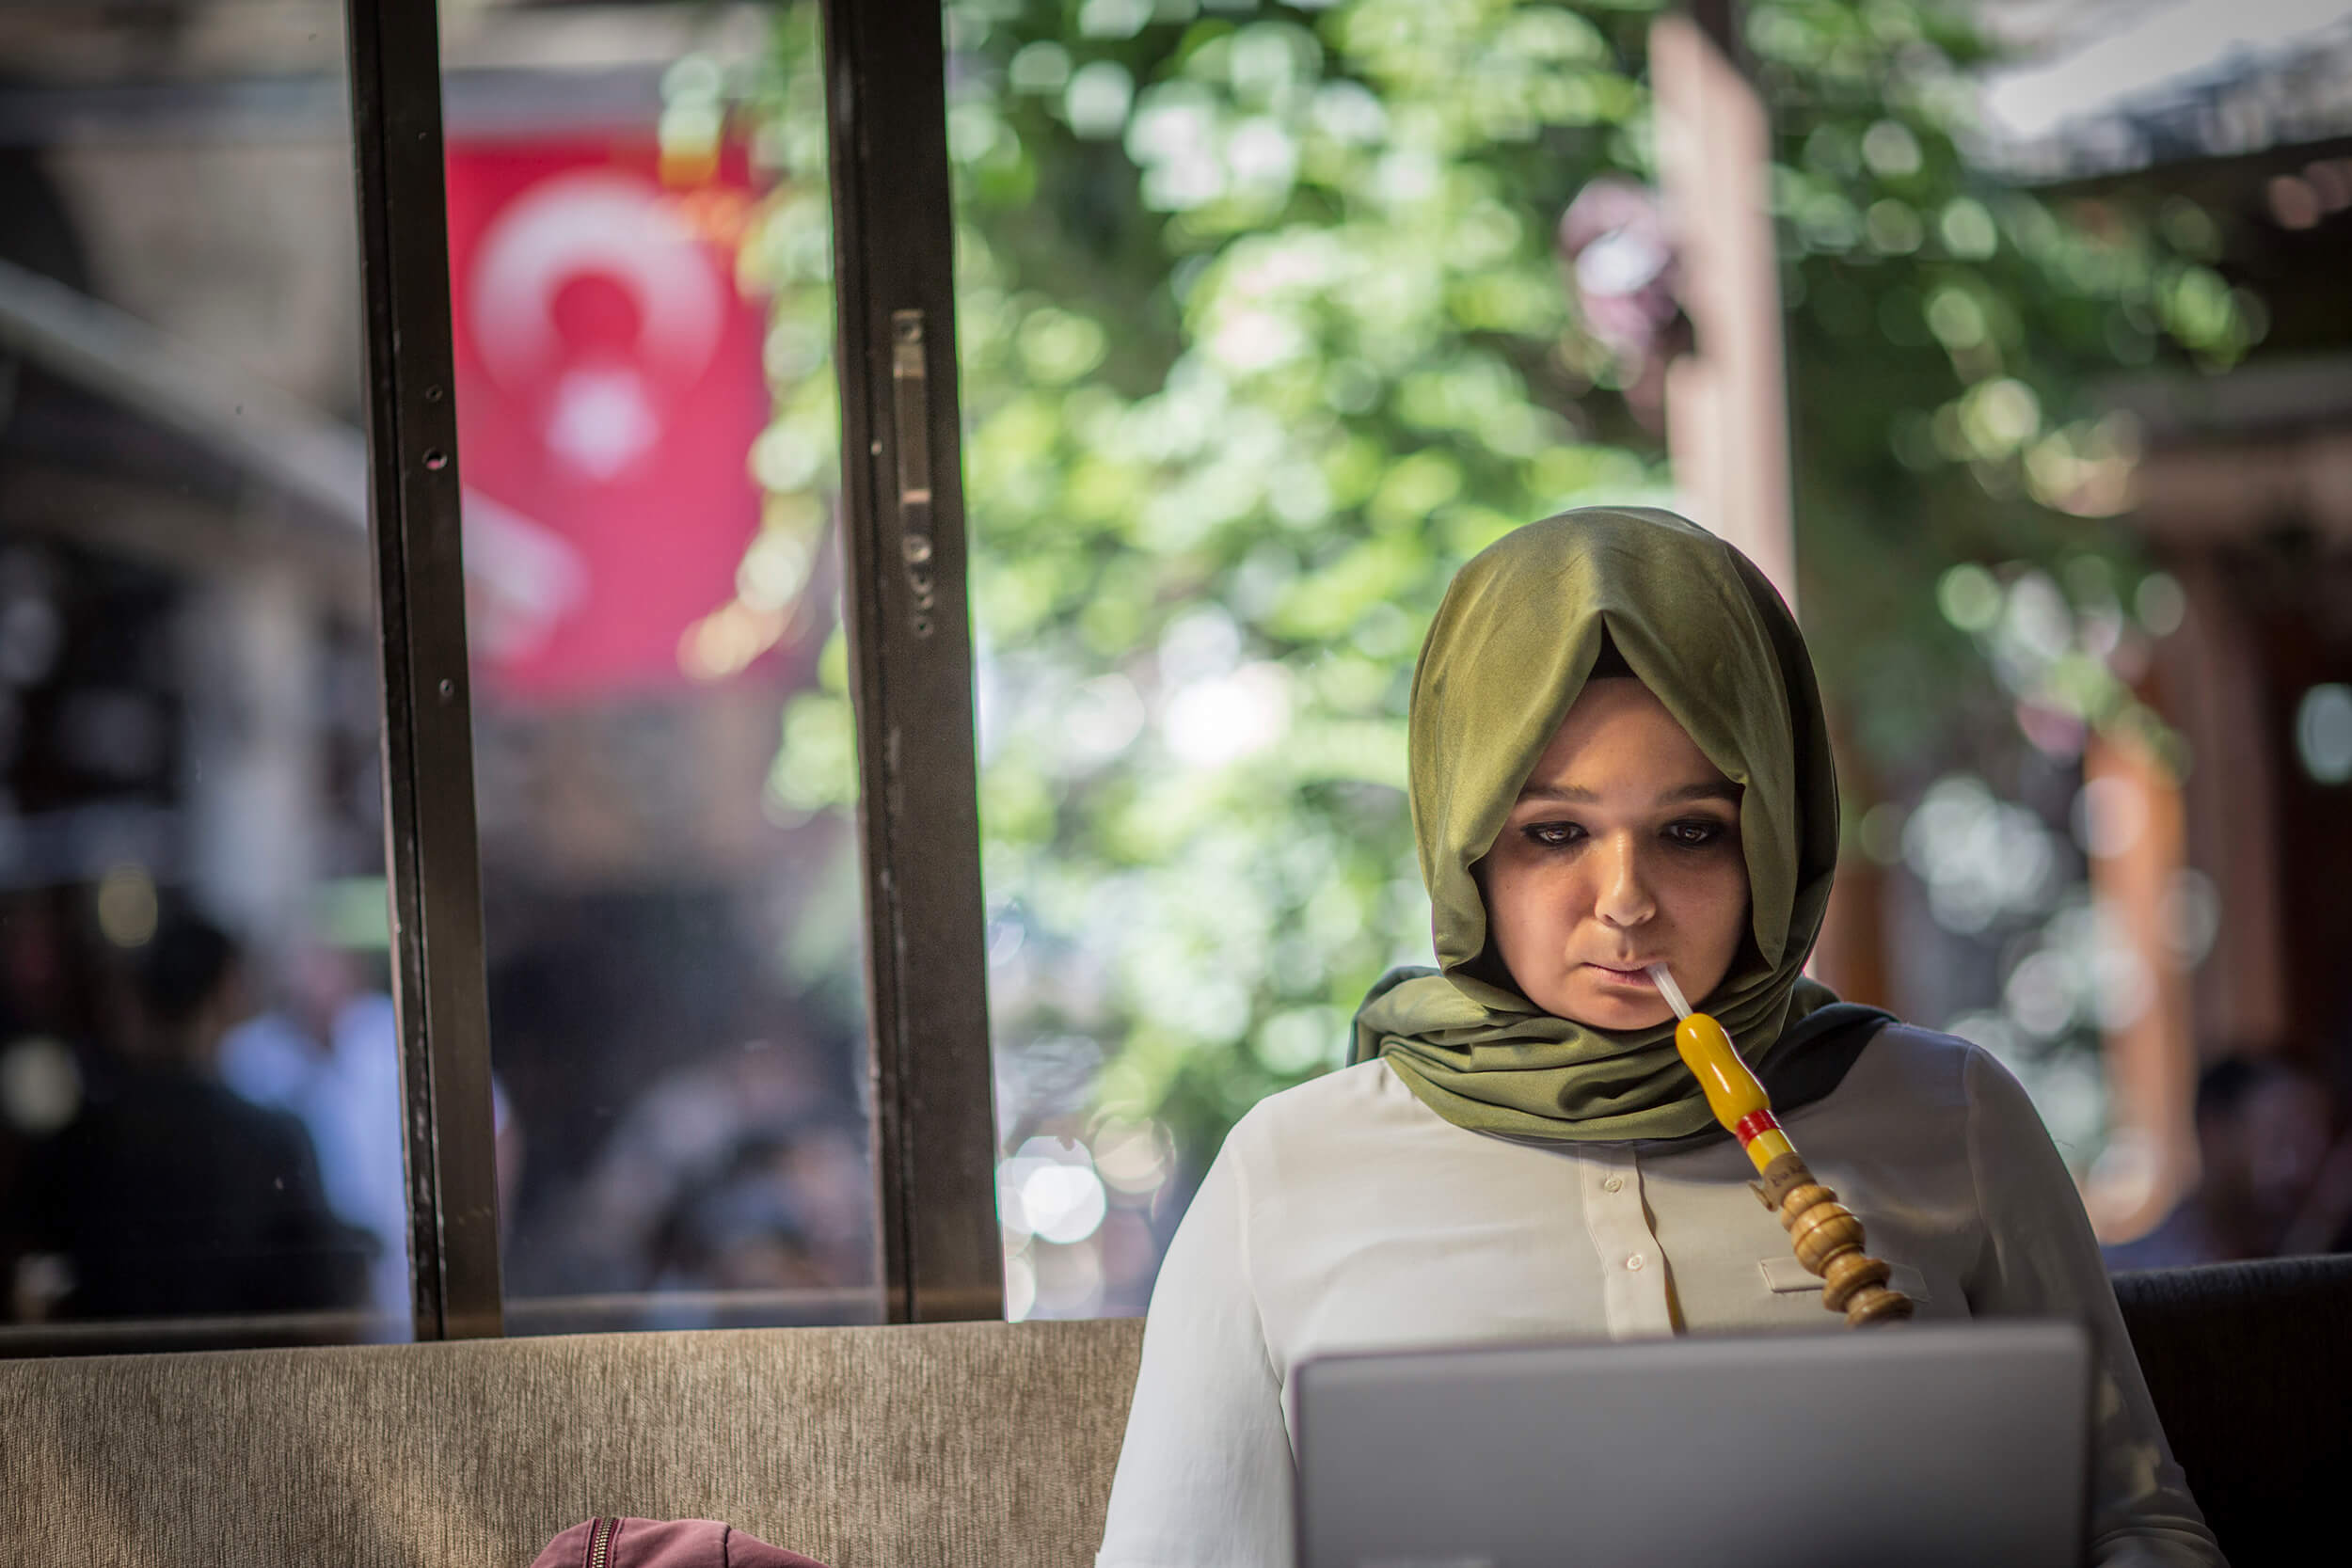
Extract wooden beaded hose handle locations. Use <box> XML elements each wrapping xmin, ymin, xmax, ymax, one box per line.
<box><xmin>1649</xmin><ymin>967</ymin><xmax>1914</xmax><ymax>1328</ymax></box>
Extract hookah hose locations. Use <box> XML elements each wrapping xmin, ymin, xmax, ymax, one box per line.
<box><xmin>1647</xmin><ymin>965</ymin><xmax>1914</xmax><ymax>1328</ymax></box>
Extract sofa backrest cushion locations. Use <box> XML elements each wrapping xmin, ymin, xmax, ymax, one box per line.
<box><xmin>0</xmin><ymin>1316</ymin><xmax>1147</xmax><ymax>1568</ymax></box>
<box><xmin>2110</xmin><ymin>1253</ymin><xmax>2352</xmax><ymax>1568</ymax></box>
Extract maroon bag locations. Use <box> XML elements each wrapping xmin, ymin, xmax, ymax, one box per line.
<box><xmin>530</xmin><ymin>1517</ymin><xmax>831</xmax><ymax>1568</ymax></box>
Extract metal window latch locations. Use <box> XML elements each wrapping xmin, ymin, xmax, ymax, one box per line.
<box><xmin>890</xmin><ymin>309</ymin><xmax>936</xmax><ymax>637</ymax></box>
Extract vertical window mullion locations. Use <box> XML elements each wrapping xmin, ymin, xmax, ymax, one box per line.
<box><xmin>342</xmin><ymin>0</ymin><xmax>503</xmax><ymax>1341</ymax></box>
<box><xmin>819</xmin><ymin>0</ymin><xmax>1004</xmax><ymax>1323</ymax></box>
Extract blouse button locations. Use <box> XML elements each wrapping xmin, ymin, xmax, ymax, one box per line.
<box><xmin>1625</xmin><ymin>1253</ymin><xmax>1645</xmax><ymax>1271</ymax></box>
<box><xmin>1602</xmin><ymin>1175</ymin><xmax>1625</xmax><ymax>1193</ymax></box>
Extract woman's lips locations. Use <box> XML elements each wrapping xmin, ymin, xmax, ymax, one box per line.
<box><xmin>1584</xmin><ymin>961</ymin><xmax>1662</xmax><ymax>986</ymax></box>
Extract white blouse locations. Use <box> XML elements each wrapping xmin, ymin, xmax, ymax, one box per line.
<box><xmin>1097</xmin><ymin>1025</ymin><xmax>2224</xmax><ymax>1568</ymax></box>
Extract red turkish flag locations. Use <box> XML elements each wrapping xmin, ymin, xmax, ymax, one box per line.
<box><xmin>445</xmin><ymin>141</ymin><xmax>769</xmax><ymax>702</ymax></box>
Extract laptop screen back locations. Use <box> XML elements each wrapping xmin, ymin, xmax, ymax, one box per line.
<box><xmin>1291</xmin><ymin>1319</ymin><xmax>2090</xmax><ymax>1568</ymax></box>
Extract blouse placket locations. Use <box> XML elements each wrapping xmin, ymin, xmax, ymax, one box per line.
<box><xmin>1579</xmin><ymin>1146</ymin><xmax>1675</xmax><ymax>1337</ymax></box>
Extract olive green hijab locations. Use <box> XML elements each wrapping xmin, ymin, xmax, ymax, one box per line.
<box><xmin>1350</xmin><ymin>506</ymin><xmax>1885</xmax><ymax>1143</ymax></box>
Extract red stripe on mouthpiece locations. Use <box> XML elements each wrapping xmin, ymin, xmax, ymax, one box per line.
<box><xmin>1733</xmin><ymin>1110</ymin><xmax>1782</xmax><ymax>1146</ymax></box>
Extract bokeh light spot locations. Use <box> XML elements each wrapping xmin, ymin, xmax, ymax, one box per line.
<box><xmin>0</xmin><ymin>1037</ymin><xmax>81</xmax><ymax>1134</ymax></box>
<box><xmin>95</xmin><ymin>863</ymin><xmax>158</xmax><ymax>948</ymax></box>
<box><xmin>2295</xmin><ymin>684</ymin><xmax>2352</xmax><ymax>784</ymax></box>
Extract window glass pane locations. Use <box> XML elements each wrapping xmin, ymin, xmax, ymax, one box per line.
<box><xmin>0</xmin><ymin>2</ymin><xmax>402</xmax><ymax>1350</ymax></box>
<box><xmin>438</xmin><ymin>1</ymin><xmax>879</xmax><ymax>1333</ymax></box>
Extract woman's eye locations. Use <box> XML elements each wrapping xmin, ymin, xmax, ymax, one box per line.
<box><xmin>1521</xmin><ymin>822</ymin><xmax>1585</xmax><ymax>848</ymax></box>
<box><xmin>1664</xmin><ymin>818</ymin><xmax>1728</xmax><ymax>848</ymax></box>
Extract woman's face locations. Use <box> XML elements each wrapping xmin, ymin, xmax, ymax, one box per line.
<box><xmin>1479</xmin><ymin>678</ymin><xmax>1750</xmax><ymax>1030</ymax></box>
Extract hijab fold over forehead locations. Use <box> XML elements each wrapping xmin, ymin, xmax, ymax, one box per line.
<box><xmin>1353</xmin><ymin>506</ymin><xmax>1877</xmax><ymax>1145</ymax></box>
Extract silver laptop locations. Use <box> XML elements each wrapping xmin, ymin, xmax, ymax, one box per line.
<box><xmin>1292</xmin><ymin>1320</ymin><xmax>2091</xmax><ymax>1568</ymax></box>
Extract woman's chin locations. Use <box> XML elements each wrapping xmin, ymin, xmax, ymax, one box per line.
<box><xmin>1549</xmin><ymin>985</ymin><xmax>1675</xmax><ymax>1032</ymax></box>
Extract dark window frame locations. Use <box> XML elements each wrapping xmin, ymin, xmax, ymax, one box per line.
<box><xmin>346</xmin><ymin>0</ymin><xmax>505</xmax><ymax>1344</ymax></box>
<box><xmin>815</xmin><ymin>0</ymin><xmax>1004</xmax><ymax>1324</ymax></box>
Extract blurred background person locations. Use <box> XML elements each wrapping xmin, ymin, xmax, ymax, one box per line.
<box><xmin>530</xmin><ymin>1019</ymin><xmax>872</xmax><ymax>1317</ymax></box>
<box><xmin>646</xmin><ymin>1115</ymin><xmax>872</xmax><ymax>1296</ymax></box>
<box><xmin>8</xmin><ymin>909</ymin><xmax>369</xmax><ymax>1322</ymax></box>
<box><xmin>2105</xmin><ymin>1054</ymin><xmax>2348</xmax><ymax>1269</ymax></box>
<box><xmin>221</xmin><ymin>938</ymin><xmax>521</xmax><ymax>1337</ymax></box>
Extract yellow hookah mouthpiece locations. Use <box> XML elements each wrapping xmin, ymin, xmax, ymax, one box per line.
<box><xmin>1646</xmin><ymin>964</ymin><xmax>1796</xmax><ymax>1175</ymax></box>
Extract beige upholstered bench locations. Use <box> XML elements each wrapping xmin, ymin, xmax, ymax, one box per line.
<box><xmin>0</xmin><ymin>1317</ymin><xmax>1146</xmax><ymax>1568</ymax></box>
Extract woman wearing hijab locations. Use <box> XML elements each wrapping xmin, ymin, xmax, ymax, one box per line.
<box><xmin>1095</xmin><ymin>509</ymin><xmax>2222</xmax><ymax>1567</ymax></box>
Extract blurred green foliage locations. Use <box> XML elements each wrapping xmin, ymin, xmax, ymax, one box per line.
<box><xmin>737</xmin><ymin>0</ymin><xmax>2257</xmax><ymax>1168</ymax></box>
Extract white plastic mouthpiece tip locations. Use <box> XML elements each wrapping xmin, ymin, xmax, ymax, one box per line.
<box><xmin>1645</xmin><ymin>963</ymin><xmax>1692</xmax><ymax>1021</ymax></box>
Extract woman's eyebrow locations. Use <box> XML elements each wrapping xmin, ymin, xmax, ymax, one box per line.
<box><xmin>1516</xmin><ymin>783</ymin><xmax>1597</xmax><ymax>803</ymax></box>
<box><xmin>1513</xmin><ymin>780</ymin><xmax>1739</xmax><ymax>805</ymax></box>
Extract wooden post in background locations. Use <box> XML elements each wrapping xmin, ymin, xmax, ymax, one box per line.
<box><xmin>1651</xmin><ymin>1</ymin><xmax>1798</xmax><ymax>609</ymax></box>
<box><xmin>2079</xmin><ymin>728</ymin><xmax>2201</xmax><ymax>1242</ymax></box>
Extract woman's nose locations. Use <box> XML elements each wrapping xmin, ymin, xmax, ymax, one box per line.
<box><xmin>1593</xmin><ymin>837</ymin><xmax>1657</xmax><ymax>928</ymax></box>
